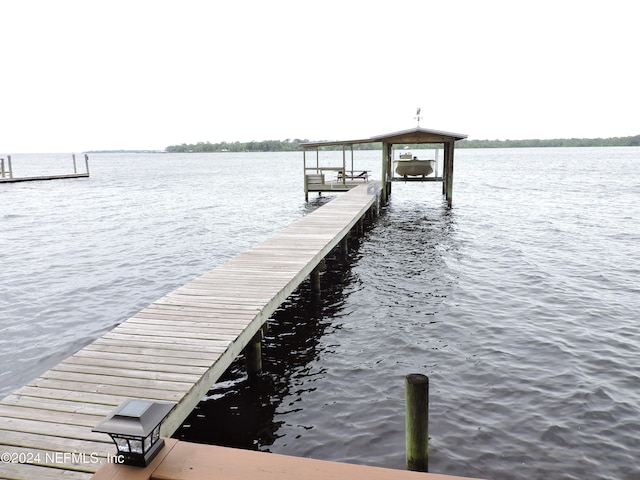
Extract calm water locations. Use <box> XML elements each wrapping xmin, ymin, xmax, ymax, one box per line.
<box><xmin>1</xmin><ymin>148</ymin><xmax>639</xmax><ymax>479</ymax></box>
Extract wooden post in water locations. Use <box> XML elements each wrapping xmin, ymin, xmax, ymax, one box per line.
<box><xmin>1</xmin><ymin>158</ymin><xmax>5</xmax><ymax>178</ymax></box>
<box><xmin>84</xmin><ymin>154</ymin><xmax>90</xmax><ymax>175</ymax></box>
<box><xmin>245</xmin><ymin>330</ymin><xmax>263</xmax><ymax>376</ymax></box>
<box><xmin>405</xmin><ymin>373</ymin><xmax>429</xmax><ymax>472</ymax></box>
<box><xmin>444</xmin><ymin>142</ymin><xmax>454</xmax><ymax>207</ymax></box>
<box><xmin>368</xmin><ymin>203</ymin><xmax>378</xmax><ymax>222</ymax></box>
<box><xmin>340</xmin><ymin>233</ymin><xmax>350</xmax><ymax>257</ymax></box>
<box><xmin>381</xmin><ymin>142</ymin><xmax>390</xmax><ymax>204</ymax></box>
<box><xmin>7</xmin><ymin>155</ymin><xmax>13</xmax><ymax>178</ymax></box>
<box><xmin>310</xmin><ymin>265</ymin><xmax>321</xmax><ymax>295</ymax></box>
<box><xmin>72</xmin><ymin>154</ymin><xmax>77</xmax><ymax>173</ymax></box>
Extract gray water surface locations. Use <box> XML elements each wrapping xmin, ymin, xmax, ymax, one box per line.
<box><xmin>2</xmin><ymin>148</ymin><xmax>639</xmax><ymax>479</ymax></box>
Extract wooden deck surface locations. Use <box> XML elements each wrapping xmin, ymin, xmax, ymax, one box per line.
<box><xmin>0</xmin><ymin>184</ymin><xmax>378</xmax><ymax>480</ymax></box>
<box><xmin>91</xmin><ymin>439</ymin><xmax>484</xmax><ymax>480</ymax></box>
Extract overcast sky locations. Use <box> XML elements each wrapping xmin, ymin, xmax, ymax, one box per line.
<box><xmin>1</xmin><ymin>0</ymin><xmax>637</xmax><ymax>153</ymax></box>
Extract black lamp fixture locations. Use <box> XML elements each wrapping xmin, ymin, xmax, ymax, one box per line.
<box><xmin>93</xmin><ymin>398</ymin><xmax>175</xmax><ymax>467</ymax></box>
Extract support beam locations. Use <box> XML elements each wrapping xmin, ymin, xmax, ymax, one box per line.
<box><xmin>444</xmin><ymin>142</ymin><xmax>454</xmax><ymax>207</ymax></box>
<box><xmin>310</xmin><ymin>265</ymin><xmax>322</xmax><ymax>295</ymax></box>
<box><xmin>340</xmin><ymin>233</ymin><xmax>350</xmax><ymax>256</ymax></box>
<box><xmin>245</xmin><ymin>330</ymin><xmax>263</xmax><ymax>376</ymax></box>
<box><xmin>381</xmin><ymin>142</ymin><xmax>393</xmax><ymax>204</ymax></box>
<box><xmin>380</xmin><ymin>142</ymin><xmax>388</xmax><ymax>204</ymax></box>
<box><xmin>442</xmin><ymin>149</ymin><xmax>447</xmax><ymax>196</ymax></box>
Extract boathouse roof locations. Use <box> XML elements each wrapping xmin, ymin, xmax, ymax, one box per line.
<box><xmin>302</xmin><ymin>126</ymin><xmax>467</xmax><ymax>148</ymax></box>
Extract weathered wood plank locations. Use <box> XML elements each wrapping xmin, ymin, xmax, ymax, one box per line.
<box><xmin>0</xmin><ymin>404</ymin><xmax>103</xmax><ymax>427</ymax></box>
<box><xmin>86</xmin><ymin>338</ymin><xmax>222</xmax><ymax>360</ymax></box>
<box><xmin>111</xmin><ymin>325</ymin><xmax>239</xmax><ymax>341</ymax></box>
<box><xmin>12</xmin><ymin>386</ymin><xmax>156</xmax><ymax>406</ymax></box>
<box><xmin>51</xmin><ymin>363</ymin><xmax>202</xmax><ymax>384</ymax></box>
<box><xmin>99</xmin><ymin>332</ymin><xmax>230</xmax><ymax>349</ymax></box>
<box><xmin>0</xmin><ymin>461</ymin><xmax>93</xmax><ymax>479</ymax></box>
<box><xmin>125</xmin><ymin>316</ymin><xmax>248</xmax><ymax>332</ymax></box>
<box><xmin>0</xmin><ymin>395</ymin><xmax>115</xmax><ymax>417</ymax></box>
<box><xmin>136</xmin><ymin>305</ymin><xmax>259</xmax><ymax>320</ymax></box>
<box><xmin>74</xmin><ymin>347</ymin><xmax>217</xmax><ymax>367</ymax></box>
<box><xmin>40</xmin><ymin>371</ymin><xmax>192</xmax><ymax>392</ymax></box>
<box><xmin>24</xmin><ymin>379</ymin><xmax>186</xmax><ymax>402</ymax></box>
<box><xmin>159</xmin><ymin>294</ymin><xmax>266</xmax><ymax>310</ymax></box>
<box><xmin>0</xmin><ymin>417</ymin><xmax>107</xmax><ymax>443</ymax></box>
<box><xmin>152</xmin><ymin>297</ymin><xmax>270</xmax><ymax>312</ymax></box>
<box><xmin>68</xmin><ymin>353</ymin><xmax>213</xmax><ymax>373</ymax></box>
<box><xmin>0</xmin><ymin>430</ymin><xmax>112</xmax><ymax>455</ymax></box>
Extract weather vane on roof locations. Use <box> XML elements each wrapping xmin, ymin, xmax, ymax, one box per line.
<box><xmin>414</xmin><ymin>107</ymin><xmax>422</xmax><ymax>127</ymax></box>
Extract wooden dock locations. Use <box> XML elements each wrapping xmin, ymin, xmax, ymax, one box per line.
<box><xmin>0</xmin><ymin>154</ymin><xmax>90</xmax><ymax>184</ymax></box>
<box><xmin>0</xmin><ymin>173</ymin><xmax>90</xmax><ymax>183</ymax></box>
<box><xmin>0</xmin><ymin>184</ymin><xmax>381</xmax><ymax>480</ymax></box>
<box><xmin>91</xmin><ymin>439</ymin><xmax>484</xmax><ymax>480</ymax></box>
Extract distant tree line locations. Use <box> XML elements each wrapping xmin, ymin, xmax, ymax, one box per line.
<box><xmin>165</xmin><ymin>139</ymin><xmax>384</xmax><ymax>152</ymax></box>
<box><xmin>457</xmin><ymin>135</ymin><xmax>640</xmax><ymax>148</ymax></box>
<box><xmin>165</xmin><ymin>134</ymin><xmax>640</xmax><ymax>153</ymax></box>
<box><xmin>165</xmin><ymin>139</ymin><xmax>309</xmax><ymax>153</ymax></box>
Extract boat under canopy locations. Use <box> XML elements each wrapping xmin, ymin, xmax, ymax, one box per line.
<box><xmin>302</xmin><ymin>126</ymin><xmax>467</xmax><ymax>207</ymax></box>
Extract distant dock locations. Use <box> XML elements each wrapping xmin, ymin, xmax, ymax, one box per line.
<box><xmin>0</xmin><ymin>154</ymin><xmax>90</xmax><ymax>183</ymax></box>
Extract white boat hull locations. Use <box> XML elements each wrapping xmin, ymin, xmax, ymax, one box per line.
<box><xmin>395</xmin><ymin>159</ymin><xmax>434</xmax><ymax>177</ymax></box>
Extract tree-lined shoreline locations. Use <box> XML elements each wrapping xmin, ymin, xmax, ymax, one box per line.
<box><xmin>164</xmin><ymin>134</ymin><xmax>640</xmax><ymax>153</ymax></box>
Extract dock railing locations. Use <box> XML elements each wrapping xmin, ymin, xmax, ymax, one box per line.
<box><xmin>0</xmin><ymin>156</ymin><xmax>13</xmax><ymax>179</ymax></box>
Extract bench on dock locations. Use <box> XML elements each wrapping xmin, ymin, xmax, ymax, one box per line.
<box><xmin>304</xmin><ymin>173</ymin><xmax>325</xmax><ymax>187</ymax></box>
<box><xmin>337</xmin><ymin>170</ymin><xmax>369</xmax><ymax>181</ymax></box>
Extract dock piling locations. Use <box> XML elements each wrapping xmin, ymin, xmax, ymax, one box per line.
<box><xmin>311</xmin><ymin>265</ymin><xmax>322</xmax><ymax>295</ymax></box>
<box><xmin>405</xmin><ymin>373</ymin><xmax>429</xmax><ymax>472</ymax></box>
<box><xmin>246</xmin><ymin>330</ymin><xmax>263</xmax><ymax>376</ymax></box>
<box><xmin>340</xmin><ymin>234</ymin><xmax>350</xmax><ymax>256</ymax></box>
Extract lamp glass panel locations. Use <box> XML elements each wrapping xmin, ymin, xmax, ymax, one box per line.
<box><xmin>129</xmin><ymin>439</ymin><xmax>143</xmax><ymax>454</ymax></box>
<box><xmin>114</xmin><ymin>436</ymin><xmax>130</xmax><ymax>453</ymax></box>
<box><xmin>144</xmin><ymin>434</ymin><xmax>152</xmax><ymax>452</ymax></box>
<box><xmin>152</xmin><ymin>425</ymin><xmax>160</xmax><ymax>443</ymax></box>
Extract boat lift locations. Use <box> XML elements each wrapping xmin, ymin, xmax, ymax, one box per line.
<box><xmin>302</xmin><ymin>126</ymin><xmax>466</xmax><ymax>206</ymax></box>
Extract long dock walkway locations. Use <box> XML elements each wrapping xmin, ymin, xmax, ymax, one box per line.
<box><xmin>0</xmin><ymin>184</ymin><xmax>379</xmax><ymax>480</ymax></box>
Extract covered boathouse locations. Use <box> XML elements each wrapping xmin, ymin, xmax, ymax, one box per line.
<box><xmin>302</xmin><ymin>126</ymin><xmax>467</xmax><ymax>207</ymax></box>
